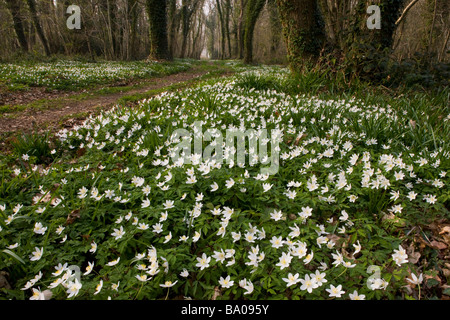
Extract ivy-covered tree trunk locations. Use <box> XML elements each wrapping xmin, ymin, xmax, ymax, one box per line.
<box><xmin>243</xmin><ymin>0</ymin><xmax>266</xmax><ymax>64</ymax></box>
<box><xmin>344</xmin><ymin>0</ymin><xmax>404</xmax><ymax>80</ymax></box>
<box><xmin>348</xmin><ymin>0</ymin><xmax>404</xmax><ymax>50</ymax></box>
<box><xmin>276</xmin><ymin>0</ymin><xmax>325</xmax><ymax>72</ymax></box>
<box><xmin>268</xmin><ymin>0</ymin><xmax>283</xmax><ymax>57</ymax></box>
<box><xmin>374</xmin><ymin>0</ymin><xmax>404</xmax><ymax>50</ymax></box>
<box><xmin>146</xmin><ymin>0</ymin><xmax>172</xmax><ymax>61</ymax></box>
<box><xmin>5</xmin><ymin>0</ymin><xmax>29</xmax><ymax>52</ymax></box>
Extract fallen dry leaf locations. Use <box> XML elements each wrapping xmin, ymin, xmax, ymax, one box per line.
<box><xmin>81</xmin><ymin>234</ymin><xmax>91</xmax><ymax>241</ymax></box>
<box><xmin>77</xmin><ymin>148</ymin><xmax>86</xmax><ymax>157</ymax></box>
<box><xmin>294</xmin><ymin>134</ymin><xmax>307</xmax><ymax>146</ymax></box>
<box><xmin>424</xmin><ymin>273</ymin><xmax>442</xmax><ymax>286</ymax></box>
<box><xmin>382</xmin><ymin>212</ymin><xmax>404</xmax><ymax>225</ymax></box>
<box><xmin>211</xmin><ymin>286</ymin><xmax>221</xmax><ymax>300</ymax></box>
<box><xmin>406</xmin><ymin>245</ymin><xmax>421</xmax><ymax>264</ymax></box>
<box><xmin>327</xmin><ymin>234</ymin><xmax>342</xmax><ymax>247</ymax></box>
<box><xmin>0</xmin><ymin>271</ymin><xmax>11</xmax><ymax>290</ymax></box>
<box><xmin>32</xmin><ymin>192</ymin><xmax>52</xmax><ymax>204</ymax></box>
<box><xmin>443</xmin><ymin>268</ymin><xmax>450</xmax><ymax>278</ymax></box>
<box><xmin>439</xmin><ymin>226</ymin><xmax>450</xmax><ymax>246</ymax></box>
<box><xmin>66</xmin><ymin>209</ymin><xmax>81</xmax><ymax>225</ymax></box>
<box><xmin>430</xmin><ymin>240</ymin><xmax>447</xmax><ymax>250</ymax></box>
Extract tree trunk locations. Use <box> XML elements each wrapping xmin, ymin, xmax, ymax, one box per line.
<box><xmin>5</xmin><ymin>0</ymin><xmax>29</xmax><ymax>52</ymax></box>
<box><xmin>224</xmin><ymin>0</ymin><xmax>232</xmax><ymax>57</ymax></box>
<box><xmin>358</xmin><ymin>0</ymin><xmax>404</xmax><ymax>50</ymax></box>
<box><xmin>237</xmin><ymin>0</ymin><xmax>246</xmax><ymax>59</ymax></box>
<box><xmin>168</xmin><ymin>0</ymin><xmax>178</xmax><ymax>58</ymax></box>
<box><xmin>180</xmin><ymin>0</ymin><xmax>202</xmax><ymax>58</ymax></box>
<box><xmin>107</xmin><ymin>0</ymin><xmax>117</xmax><ymax>58</ymax></box>
<box><xmin>276</xmin><ymin>0</ymin><xmax>325</xmax><ymax>72</ymax></box>
<box><xmin>146</xmin><ymin>0</ymin><xmax>172</xmax><ymax>60</ymax></box>
<box><xmin>190</xmin><ymin>11</ymin><xmax>203</xmax><ymax>58</ymax></box>
<box><xmin>180</xmin><ymin>1</ymin><xmax>190</xmax><ymax>58</ymax></box>
<box><xmin>98</xmin><ymin>0</ymin><xmax>119</xmax><ymax>59</ymax></box>
<box><xmin>128</xmin><ymin>0</ymin><xmax>139</xmax><ymax>60</ymax></box>
<box><xmin>243</xmin><ymin>0</ymin><xmax>266</xmax><ymax>64</ymax></box>
<box><xmin>215</xmin><ymin>0</ymin><xmax>226</xmax><ymax>59</ymax></box>
<box><xmin>205</xmin><ymin>5</ymin><xmax>217</xmax><ymax>59</ymax></box>
<box><xmin>340</xmin><ymin>0</ymin><xmax>403</xmax><ymax>51</ymax></box>
<box><xmin>26</xmin><ymin>0</ymin><xmax>51</xmax><ymax>56</ymax></box>
<box><xmin>342</xmin><ymin>0</ymin><xmax>404</xmax><ymax>79</ymax></box>
<box><xmin>268</xmin><ymin>0</ymin><xmax>282</xmax><ymax>57</ymax></box>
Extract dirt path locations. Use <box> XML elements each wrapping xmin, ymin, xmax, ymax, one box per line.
<box><xmin>0</xmin><ymin>68</ymin><xmax>215</xmax><ymax>136</ymax></box>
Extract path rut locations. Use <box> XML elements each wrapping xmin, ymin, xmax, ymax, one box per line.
<box><xmin>0</xmin><ymin>69</ymin><xmax>210</xmax><ymax>135</ymax></box>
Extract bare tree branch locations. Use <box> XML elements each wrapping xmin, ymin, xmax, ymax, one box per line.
<box><xmin>395</xmin><ymin>0</ymin><xmax>420</xmax><ymax>25</ymax></box>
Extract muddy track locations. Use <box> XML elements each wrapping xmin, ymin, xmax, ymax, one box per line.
<box><xmin>0</xmin><ymin>69</ymin><xmax>213</xmax><ymax>136</ymax></box>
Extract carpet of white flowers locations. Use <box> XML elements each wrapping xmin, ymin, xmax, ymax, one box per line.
<box><xmin>0</xmin><ymin>67</ymin><xmax>449</xmax><ymax>300</ymax></box>
<box><xmin>0</xmin><ymin>60</ymin><xmax>192</xmax><ymax>90</ymax></box>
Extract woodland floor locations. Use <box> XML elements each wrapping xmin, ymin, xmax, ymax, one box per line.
<box><xmin>0</xmin><ymin>61</ymin><xmax>448</xmax><ymax>301</ymax></box>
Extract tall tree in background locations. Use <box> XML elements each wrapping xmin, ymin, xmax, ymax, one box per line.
<box><xmin>189</xmin><ymin>5</ymin><xmax>206</xmax><ymax>58</ymax></box>
<box><xmin>267</xmin><ymin>0</ymin><xmax>282</xmax><ymax>58</ymax></box>
<box><xmin>215</xmin><ymin>0</ymin><xmax>226</xmax><ymax>58</ymax></box>
<box><xmin>243</xmin><ymin>0</ymin><xmax>266</xmax><ymax>64</ymax></box>
<box><xmin>224</xmin><ymin>0</ymin><xmax>232</xmax><ymax>58</ymax></box>
<box><xmin>236</xmin><ymin>0</ymin><xmax>247</xmax><ymax>59</ymax></box>
<box><xmin>108</xmin><ymin>1</ymin><xmax>118</xmax><ymax>58</ymax></box>
<box><xmin>127</xmin><ymin>0</ymin><xmax>140</xmax><ymax>60</ymax></box>
<box><xmin>276</xmin><ymin>0</ymin><xmax>325</xmax><ymax>72</ymax></box>
<box><xmin>180</xmin><ymin>0</ymin><xmax>202</xmax><ymax>58</ymax></box>
<box><xmin>167</xmin><ymin>0</ymin><xmax>178</xmax><ymax>58</ymax></box>
<box><xmin>145</xmin><ymin>0</ymin><xmax>172</xmax><ymax>60</ymax></box>
<box><xmin>214</xmin><ymin>0</ymin><xmax>233</xmax><ymax>58</ymax></box>
<box><xmin>26</xmin><ymin>0</ymin><xmax>51</xmax><ymax>56</ymax></box>
<box><xmin>5</xmin><ymin>0</ymin><xmax>28</xmax><ymax>52</ymax></box>
<box><xmin>99</xmin><ymin>0</ymin><xmax>119</xmax><ymax>59</ymax></box>
<box><xmin>205</xmin><ymin>4</ymin><xmax>218</xmax><ymax>58</ymax></box>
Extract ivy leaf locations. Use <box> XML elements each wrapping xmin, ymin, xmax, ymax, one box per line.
<box><xmin>443</xmin><ymin>288</ymin><xmax>450</xmax><ymax>297</ymax></box>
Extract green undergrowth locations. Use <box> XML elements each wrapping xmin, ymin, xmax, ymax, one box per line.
<box><xmin>0</xmin><ymin>59</ymin><xmax>193</xmax><ymax>92</ymax></box>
